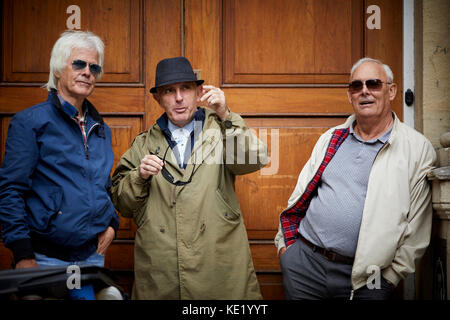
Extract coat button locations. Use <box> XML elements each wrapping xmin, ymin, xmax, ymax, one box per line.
<box><xmin>224</xmin><ymin>120</ymin><xmax>232</xmax><ymax>129</ymax></box>
<box><xmin>57</xmin><ymin>211</ymin><xmax>62</xmax><ymax>215</ymax></box>
<box><xmin>160</xmin><ymin>228</ymin><xmax>165</xmax><ymax>233</ymax></box>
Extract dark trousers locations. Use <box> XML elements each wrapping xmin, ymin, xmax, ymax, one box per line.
<box><xmin>280</xmin><ymin>239</ymin><xmax>393</xmax><ymax>300</ymax></box>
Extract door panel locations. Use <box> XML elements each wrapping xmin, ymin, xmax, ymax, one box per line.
<box><xmin>224</xmin><ymin>87</ymin><xmax>354</xmax><ymax>115</ymax></box>
<box><xmin>223</xmin><ymin>0</ymin><xmax>363</xmax><ymax>84</ymax></box>
<box><xmin>104</xmin><ymin>116</ymin><xmax>143</xmax><ymax>239</ymax></box>
<box><xmin>2</xmin><ymin>0</ymin><xmax>142</xmax><ymax>83</ymax></box>
<box><xmin>236</xmin><ymin>117</ymin><xmax>346</xmax><ymax>239</ymax></box>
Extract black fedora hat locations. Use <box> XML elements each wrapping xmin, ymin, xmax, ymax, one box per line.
<box><xmin>150</xmin><ymin>57</ymin><xmax>204</xmax><ymax>93</ymax></box>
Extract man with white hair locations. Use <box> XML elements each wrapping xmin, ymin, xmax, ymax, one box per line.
<box><xmin>0</xmin><ymin>31</ymin><xmax>118</xmax><ymax>269</ymax></box>
<box><xmin>275</xmin><ymin>57</ymin><xmax>436</xmax><ymax>299</ymax></box>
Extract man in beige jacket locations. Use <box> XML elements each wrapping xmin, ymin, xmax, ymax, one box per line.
<box><xmin>111</xmin><ymin>57</ymin><xmax>267</xmax><ymax>299</ymax></box>
<box><xmin>275</xmin><ymin>58</ymin><xmax>436</xmax><ymax>300</ymax></box>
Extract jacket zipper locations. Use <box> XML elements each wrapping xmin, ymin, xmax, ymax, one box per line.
<box><xmin>84</xmin><ymin>142</ymin><xmax>89</xmax><ymax>159</ymax></box>
<box><xmin>83</xmin><ymin>123</ymin><xmax>99</xmax><ymax>159</ymax></box>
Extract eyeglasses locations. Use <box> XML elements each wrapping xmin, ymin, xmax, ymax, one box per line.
<box><xmin>348</xmin><ymin>79</ymin><xmax>391</xmax><ymax>93</ymax></box>
<box><xmin>72</xmin><ymin>59</ymin><xmax>102</xmax><ymax>77</ymax></box>
<box><xmin>160</xmin><ymin>145</ymin><xmax>196</xmax><ymax>186</ymax></box>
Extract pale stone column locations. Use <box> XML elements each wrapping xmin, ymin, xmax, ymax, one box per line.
<box><xmin>427</xmin><ymin>132</ymin><xmax>450</xmax><ymax>300</ymax></box>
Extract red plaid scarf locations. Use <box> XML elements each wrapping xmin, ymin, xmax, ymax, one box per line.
<box><xmin>280</xmin><ymin>128</ymin><xmax>349</xmax><ymax>247</ymax></box>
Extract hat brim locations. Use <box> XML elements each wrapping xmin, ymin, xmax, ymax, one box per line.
<box><xmin>150</xmin><ymin>79</ymin><xmax>204</xmax><ymax>93</ymax></box>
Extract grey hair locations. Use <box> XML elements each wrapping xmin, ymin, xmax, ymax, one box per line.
<box><xmin>44</xmin><ymin>30</ymin><xmax>104</xmax><ymax>91</ymax></box>
<box><xmin>350</xmin><ymin>57</ymin><xmax>394</xmax><ymax>83</ymax></box>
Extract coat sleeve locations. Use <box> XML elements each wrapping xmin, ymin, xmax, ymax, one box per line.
<box><xmin>382</xmin><ymin>139</ymin><xmax>437</xmax><ymax>287</ymax></box>
<box><xmin>111</xmin><ymin>133</ymin><xmax>151</xmax><ymax>219</ymax></box>
<box><xmin>274</xmin><ymin>223</ymin><xmax>286</xmax><ymax>255</ymax></box>
<box><xmin>0</xmin><ymin>112</ymin><xmax>39</xmax><ymax>262</ymax></box>
<box><xmin>221</xmin><ymin>112</ymin><xmax>269</xmax><ymax>175</ymax></box>
<box><xmin>105</xmin><ymin>174</ymin><xmax>120</xmax><ymax>232</ymax></box>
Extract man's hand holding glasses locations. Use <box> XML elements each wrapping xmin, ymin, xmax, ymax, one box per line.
<box><xmin>138</xmin><ymin>146</ymin><xmax>195</xmax><ymax>186</ymax></box>
<box><xmin>138</xmin><ymin>154</ymin><xmax>165</xmax><ymax>180</ymax></box>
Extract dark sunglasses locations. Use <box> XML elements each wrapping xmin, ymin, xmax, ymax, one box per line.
<box><xmin>348</xmin><ymin>79</ymin><xmax>391</xmax><ymax>93</ymax></box>
<box><xmin>160</xmin><ymin>145</ymin><xmax>196</xmax><ymax>186</ymax></box>
<box><xmin>72</xmin><ymin>59</ymin><xmax>102</xmax><ymax>76</ymax></box>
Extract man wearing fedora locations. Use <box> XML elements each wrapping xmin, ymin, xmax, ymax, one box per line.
<box><xmin>111</xmin><ymin>57</ymin><xmax>268</xmax><ymax>299</ymax></box>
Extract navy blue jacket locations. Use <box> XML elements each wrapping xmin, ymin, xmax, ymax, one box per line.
<box><xmin>0</xmin><ymin>90</ymin><xmax>119</xmax><ymax>262</ymax></box>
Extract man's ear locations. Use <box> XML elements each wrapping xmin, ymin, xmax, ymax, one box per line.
<box><xmin>347</xmin><ymin>90</ymin><xmax>353</xmax><ymax>105</ymax></box>
<box><xmin>389</xmin><ymin>82</ymin><xmax>397</xmax><ymax>102</ymax></box>
<box><xmin>152</xmin><ymin>93</ymin><xmax>160</xmax><ymax>104</ymax></box>
<box><xmin>196</xmin><ymin>84</ymin><xmax>203</xmax><ymax>103</ymax></box>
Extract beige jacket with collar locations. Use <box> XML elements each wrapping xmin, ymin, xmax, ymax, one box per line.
<box><xmin>274</xmin><ymin>113</ymin><xmax>436</xmax><ymax>291</ymax></box>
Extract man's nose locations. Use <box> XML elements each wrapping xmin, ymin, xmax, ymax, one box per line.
<box><xmin>361</xmin><ymin>82</ymin><xmax>370</xmax><ymax>95</ymax></box>
<box><xmin>175</xmin><ymin>89</ymin><xmax>183</xmax><ymax>101</ymax></box>
<box><xmin>80</xmin><ymin>65</ymin><xmax>92</xmax><ymax>77</ymax></box>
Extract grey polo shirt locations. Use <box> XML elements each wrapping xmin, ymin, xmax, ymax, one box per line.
<box><xmin>298</xmin><ymin>121</ymin><xmax>392</xmax><ymax>258</ymax></box>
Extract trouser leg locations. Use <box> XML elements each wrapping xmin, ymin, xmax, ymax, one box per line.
<box><xmin>280</xmin><ymin>238</ymin><xmax>393</xmax><ymax>300</ymax></box>
<box><xmin>280</xmin><ymin>240</ymin><xmax>328</xmax><ymax>299</ymax></box>
<box><xmin>325</xmin><ymin>256</ymin><xmax>393</xmax><ymax>300</ymax></box>
<box><xmin>353</xmin><ymin>277</ymin><xmax>394</xmax><ymax>300</ymax></box>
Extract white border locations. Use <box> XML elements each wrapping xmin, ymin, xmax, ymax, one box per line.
<box><xmin>402</xmin><ymin>0</ymin><xmax>416</xmax><ymax>300</ymax></box>
<box><xmin>403</xmin><ymin>0</ymin><xmax>415</xmax><ymax>128</ymax></box>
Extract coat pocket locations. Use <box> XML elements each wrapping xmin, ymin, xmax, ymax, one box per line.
<box><xmin>26</xmin><ymin>185</ymin><xmax>63</xmax><ymax>230</ymax></box>
<box><xmin>215</xmin><ymin>188</ymin><xmax>241</xmax><ymax>221</ymax></box>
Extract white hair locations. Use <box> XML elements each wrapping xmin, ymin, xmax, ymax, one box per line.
<box><xmin>44</xmin><ymin>30</ymin><xmax>104</xmax><ymax>91</ymax></box>
<box><xmin>350</xmin><ymin>57</ymin><xmax>394</xmax><ymax>83</ymax></box>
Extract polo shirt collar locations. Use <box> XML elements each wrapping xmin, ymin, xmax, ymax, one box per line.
<box><xmin>350</xmin><ymin>120</ymin><xmax>392</xmax><ymax>144</ymax></box>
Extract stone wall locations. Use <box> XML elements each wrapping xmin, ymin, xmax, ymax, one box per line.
<box><xmin>416</xmin><ymin>0</ymin><xmax>450</xmax><ymax>147</ymax></box>
<box><xmin>414</xmin><ymin>0</ymin><xmax>449</xmax><ymax>300</ymax></box>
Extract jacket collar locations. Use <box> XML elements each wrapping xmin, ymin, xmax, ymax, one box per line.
<box><xmin>156</xmin><ymin>107</ymin><xmax>205</xmax><ymax>157</ymax></box>
<box><xmin>49</xmin><ymin>89</ymin><xmax>104</xmax><ymax>125</ymax></box>
<box><xmin>156</xmin><ymin>107</ymin><xmax>205</xmax><ymax>139</ymax></box>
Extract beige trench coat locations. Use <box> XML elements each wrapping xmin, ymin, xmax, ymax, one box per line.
<box><xmin>111</xmin><ymin>108</ymin><xmax>268</xmax><ymax>299</ymax></box>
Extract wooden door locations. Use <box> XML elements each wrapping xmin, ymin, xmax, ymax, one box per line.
<box><xmin>0</xmin><ymin>0</ymin><xmax>403</xmax><ymax>299</ymax></box>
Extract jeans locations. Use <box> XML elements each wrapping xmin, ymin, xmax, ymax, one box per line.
<box><xmin>33</xmin><ymin>251</ymin><xmax>106</xmax><ymax>300</ymax></box>
<box><xmin>34</xmin><ymin>251</ymin><xmax>105</xmax><ymax>268</ymax></box>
